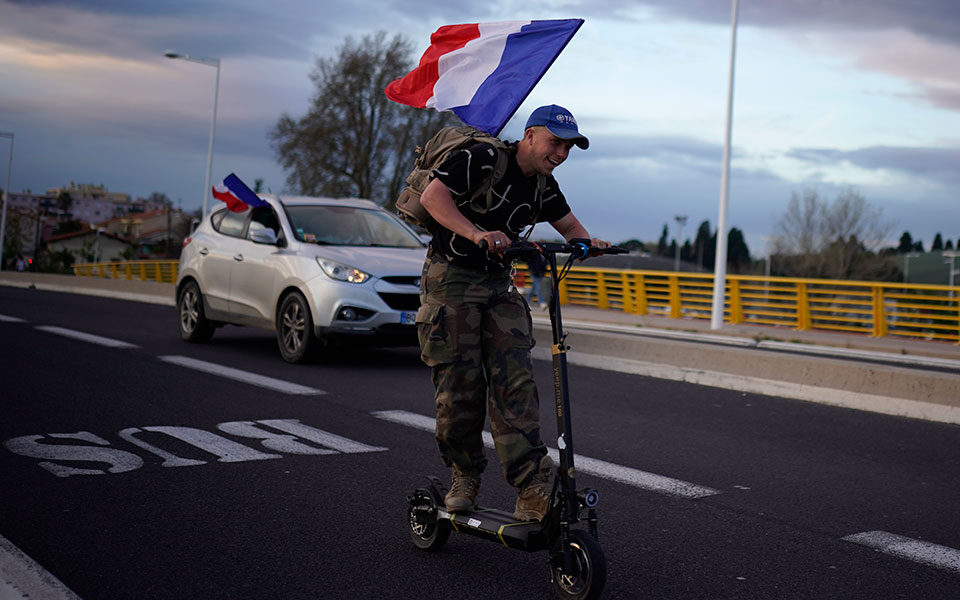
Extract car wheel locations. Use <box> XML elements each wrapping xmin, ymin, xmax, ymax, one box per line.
<box><xmin>277</xmin><ymin>291</ymin><xmax>320</xmax><ymax>363</ymax></box>
<box><xmin>178</xmin><ymin>280</ymin><xmax>215</xmax><ymax>342</ymax></box>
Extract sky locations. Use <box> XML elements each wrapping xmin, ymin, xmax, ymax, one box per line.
<box><xmin>2</xmin><ymin>0</ymin><xmax>959</xmax><ymax>257</ymax></box>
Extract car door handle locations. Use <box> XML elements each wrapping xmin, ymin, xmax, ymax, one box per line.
<box><xmin>198</xmin><ymin>247</ymin><xmax>209</xmax><ymax>256</ymax></box>
<box><xmin>233</xmin><ymin>254</ymin><xmax>244</xmax><ymax>262</ymax></box>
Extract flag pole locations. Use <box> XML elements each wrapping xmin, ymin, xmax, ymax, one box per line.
<box><xmin>710</xmin><ymin>0</ymin><xmax>739</xmax><ymax>330</ymax></box>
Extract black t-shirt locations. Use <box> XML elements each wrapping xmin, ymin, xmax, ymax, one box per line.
<box><xmin>429</xmin><ymin>142</ymin><xmax>571</xmax><ymax>270</ymax></box>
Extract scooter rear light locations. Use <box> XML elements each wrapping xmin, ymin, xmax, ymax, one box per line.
<box><xmin>182</xmin><ymin>236</ymin><xmax>192</xmax><ymax>248</ymax></box>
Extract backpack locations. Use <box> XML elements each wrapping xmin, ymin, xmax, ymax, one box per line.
<box><xmin>396</xmin><ymin>126</ymin><xmax>544</xmax><ymax>230</ymax></box>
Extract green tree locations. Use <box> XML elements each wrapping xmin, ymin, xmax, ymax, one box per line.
<box><xmin>656</xmin><ymin>224</ymin><xmax>669</xmax><ymax>256</ymax></box>
<box><xmin>693</xmin><ymin>220</ymin><xmax>712</xmax><ymax>268</ymax></box>
<box><xmin>897</xmin><ymin>231</ymin><xmax>914</xmax><ymax>254</ymax></box>
<box><xmin>932</xmin><ymin>233</ymin><xmax>943</xmax><ymax>251</ymax></box>
<box><xmin>618</xmin><ymin>239</ymin><xmax>646</xmax><ymax>252</ymax></box>
<box><xmin>271</xmin><ymin>31</ymin><xmax>456</xmax><ymax>209</ymax></box>
<box><xmin>726</xmin><ymin>227</ymin><xmax>751</xmax><ymax>272</ymax></box>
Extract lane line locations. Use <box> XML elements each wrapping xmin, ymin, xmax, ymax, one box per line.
<box><xmin>843</xmin><ymin>530</ymin><xmax>960</xmax><ymax>574</ymax></box>
<box><xmin>0</xmin><ymin>314</ymin><xmax>26</xmax><ymax>322</ymax></box>
<box><xmin>0</xmin><ymin>534</ymin><xmax>82</xmax><ymax>600</ymax></box>
<box><xmin>34</xmin><ymin>326</ymin><xmax>138</xmax><ymax>349</ymax></box>
<box><xmin>372</xmin><ymin>409</ymin><xmax>720</xmax><ymax>499</ymax></box>
<box><xmin>158</xmin><ymin>355</ymin><xmax>325</xmax><ymax>395</ymax></box>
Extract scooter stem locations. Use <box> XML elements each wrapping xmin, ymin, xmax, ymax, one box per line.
<box><xmin>546</xmin><ymin>251</ymin><xmax>579</xmax><ymax>520</ymax></box>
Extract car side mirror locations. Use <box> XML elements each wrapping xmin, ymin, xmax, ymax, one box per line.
<box><xmin>250</xmin><ymin>229</ymin><xmax>279</xmax><ymax>245</ymax></box>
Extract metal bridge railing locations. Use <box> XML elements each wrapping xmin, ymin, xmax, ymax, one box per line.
<box><xmin>535</xmin><ymin>266</ymin><xmax>960</xmax><ymax>344</ymax></box>
<box><xmin>73</xmin><ymin>260</ymin><xmax>179</xmax><ymax>284</ymax></box>
<box><xmin>74</xmin><ymin>260</ymin><xmax>959</xmax><ymax>343</ymax></box>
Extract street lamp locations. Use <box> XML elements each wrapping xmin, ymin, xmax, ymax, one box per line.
<box><xmin>0</xmin><ymin>132</ymin><xmax>13</xmax><ymax>271</ymax></box>
<box><xmin>164</xmin><ymin>51</ymin><xmax>220</xmax><ymax>220</ymax></box>
<box><xmin>710</xmin><ymin>0</ymin><xmax>740</xmax><ymax>330</ymax></box>
<box><xmin>673</xmin><ymin>214</ymin><xmax>687</xmax><ymax>271</ymax></box>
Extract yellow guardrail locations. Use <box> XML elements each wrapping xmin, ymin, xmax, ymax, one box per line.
<box><xmin>73</xmin><ymin>260</ymin><xmax>179</xmax><ymax>284</ymax></box>
<box><xmin>74</xmin><ymin>260</ymin><xmax>960</xmax><ymax>343</ymax></box>
<box><xmin>549</xmin><ymin>267</ymin><xmax>960</xmax><ymax>344</ymax></box>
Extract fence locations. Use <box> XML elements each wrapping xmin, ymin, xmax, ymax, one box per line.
<box><xmin>73</xmin><ymin>260</ymin><xmax>179</xmax><ymax>284</ymax></box>
<box><xmin>550</xmin><ymin>267</ymin><xmax>960</xmax><ymax>343</ymax></box>
<box><xmin>73</xmin><ymin>260</ymin><xmax>960</xmax><ymax>343</ymax></box>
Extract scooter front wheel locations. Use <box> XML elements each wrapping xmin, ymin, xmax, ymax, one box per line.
<box><xmin>408</xmin><ymin>486</ymin><xmax>449</xmax><ymax>551</ymax></box>
<box><xmin>551</xmin><ymin>529</ymin><xmax>607</xmax><ymax>600</ymax></box>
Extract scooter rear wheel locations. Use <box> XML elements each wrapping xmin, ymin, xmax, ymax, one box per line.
<box><xmin>408</xmin><ymin>486</ymin><xmax>449</xmax><ymax>551</ymax></box>
<box><xmin>552</xmin><ymin>529</ymin><xmax>607</xmax><ymax>600</ymax></box>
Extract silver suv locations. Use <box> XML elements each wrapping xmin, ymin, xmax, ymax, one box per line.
<box><xmin>175</xmin><ymin>194</ymin><xmax>426</xmax><ymax>363</ymax></box>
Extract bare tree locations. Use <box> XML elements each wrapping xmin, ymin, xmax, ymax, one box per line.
<box><xmin>271</xmin><ymin>31</ymin><xmax>456</xmax><ymax>209</ymax></box>
<box><xmin>772</xmin><ymin>188</ymin><xmax>895</xmax><ymax>280</ymax></box>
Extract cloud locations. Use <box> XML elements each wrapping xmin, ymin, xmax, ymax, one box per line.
<box><xmin>597</xmin><ymin>0</ymin><xmax>960</xmax><ymax>47</ymax></box>
<box><xmin>788</xmin><ymin>145</ymin><xmax>960</xmax><ymax>185</ymax></box>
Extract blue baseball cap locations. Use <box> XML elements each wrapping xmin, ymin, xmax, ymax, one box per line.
<box><xmin>524</xmin><ymin>104</ymin><xmax>589</xmax><ymax>150</ymax></box>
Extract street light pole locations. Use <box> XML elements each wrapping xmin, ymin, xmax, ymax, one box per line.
<box><xmin>710</xmin><ymin>0</ymin><xmax>739</xmax><ymax>330</ymax></box>
<box><xmin>164</xmin><ymin>51</ymin><xmax>220</xmax><ymax>221</ymax></box>
<box><xmin>0</xmin><ymin>132</ymin><xmax>13</xmax><ymax>271</ymax></box>
<box><xmin>673</xmin><ymin>214</ymin><xmax>687</xmax><ymax>271</ymax></box>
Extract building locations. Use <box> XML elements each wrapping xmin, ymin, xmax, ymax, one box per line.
<box><xmin>44</xmin><ymin>226</ymin><xmax>135</xmax><ymax>263</ymax></box>
<box><xmin>97</xmin><ymin>208</ymin><xmax>193</xmax><ymax>257</ymax></box>
<box><xmin>43</xmin><ymin>182</ymin><xmax>173</xmax><ymax>224</ymax></box>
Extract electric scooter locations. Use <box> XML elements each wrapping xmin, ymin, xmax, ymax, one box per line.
<box><xmin>406</xmin><ymin>239</ymin><xmax>627</xmax><ymax>600</ymax></box>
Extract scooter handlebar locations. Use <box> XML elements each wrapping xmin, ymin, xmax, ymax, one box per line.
<box><xmin>503</xmin><ymin>239</ymin><xmax>628</xmax><ymax>261</ymax></box>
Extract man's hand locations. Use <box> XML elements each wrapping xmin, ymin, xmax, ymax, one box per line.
<box><xmin>474</xmin><ymin>230</ymin><xmax>511</xmax><ymax>255</ymax></box>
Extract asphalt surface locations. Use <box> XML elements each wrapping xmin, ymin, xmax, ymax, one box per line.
<box><xmin>1</xmin><ymin>277</ymin><xmax>959</xmax><ymax>599</ymax></box>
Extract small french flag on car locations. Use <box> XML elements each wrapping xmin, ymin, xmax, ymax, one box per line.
<box><xmin>212</xmin><ymin>173</ymin><xmax>268</xmax><ymax>212</ymax></box>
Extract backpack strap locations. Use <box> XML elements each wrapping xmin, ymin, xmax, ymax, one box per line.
<box><xmin>520</xmin><ymin>173</ymin><xmax>547</xmax><ymax>242</ymax></box>
<box><xmin>466</xmin><ymin>146</ymin><xmax>509</xmax><ymax>213</ymax></box>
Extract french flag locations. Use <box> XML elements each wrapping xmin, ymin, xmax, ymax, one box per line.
<box><xmin>211</xmin><ymin>173</ymin><xmax>268</xmax><ymax>212</ymax></box>
<box><xmin>385</xmin><ymin>19</ymin><xmax>584</xmax><ymax>135</ymax></box>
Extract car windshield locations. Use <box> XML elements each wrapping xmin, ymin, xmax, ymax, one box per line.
<box><xmin>284</xmin><ymin>204</ymin><xmax>424</xmax><ymax>248</ymax></box>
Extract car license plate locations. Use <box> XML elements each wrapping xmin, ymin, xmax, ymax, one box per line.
<box><xmin>400</xmin><ymin>311</ymin><xmax>417</xmax><ymax>325</ymax></box>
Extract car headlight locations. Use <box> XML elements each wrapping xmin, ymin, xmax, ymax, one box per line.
<box><xmin>316</xmin><ymin>258</ymin><xmax>370</xmax><ymax>284</ymax></box>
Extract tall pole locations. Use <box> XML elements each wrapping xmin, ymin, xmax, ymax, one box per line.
<box><xmin>164</xmin><ymin>52</ymin><xmax>220</xmax><ymax>220</ymax></box>
<box><xmin>710</xmin><ymin>0</ymin><xmax>739</xmax><ymax>330</ymax></box>
<box><xmin>0</xmin><ymin>132</ymin><xmax>13</xmax><ymax>271</ymax></box>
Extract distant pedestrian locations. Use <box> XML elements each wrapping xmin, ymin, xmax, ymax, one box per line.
<box><xmin>525</xmin><ymin>250</ymin><xmax>548</xmax><ymax>309</ymax></box>
<box><xmin>15</xmin><ymin>254</ymin><xmax>26</xmax><ymax>272</ymax></box>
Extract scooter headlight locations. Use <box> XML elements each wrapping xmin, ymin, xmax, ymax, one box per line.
<box><xmin>316</xmin><ymin>258</ymin><xmax>370</xmax><ymax>284</ymax></box>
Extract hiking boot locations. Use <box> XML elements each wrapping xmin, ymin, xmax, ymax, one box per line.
<box><xmin>513</xmin><ymin>455</ymin><xmax>555</xmax><ymax>521</ymax></box>
<box><xmin>445</xmin><ymin>466</ymin><xmax>480</xmax><ymax>512</ymax></box>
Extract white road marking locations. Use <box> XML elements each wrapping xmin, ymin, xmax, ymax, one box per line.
<box><xmin>372</xmin><ymin>409</ymin><xmax>720</xmax><ymax>499</ymax></box>
<box><xmin>0</xmin><ymin>534</ymin><xmax>82</xmax><ymax>600</ymax></box>
<box><xmin>34</xmin><ymin>326</ymin><xmax>138</xmax><ymax>349</ymax></box>
<box><xmin>158</xmin><ymin>355</ymin><xmax>325</xmax><ymax>395</ymax></box>
<box><xmin>0</xmin><ymin>314</ymin><xmax>26</xmax><ymax>322</ymax></box>
<box><xmin>842</xmin><ymin>531</ymin><xmax>960</xmax><ymax>574</ymax></box>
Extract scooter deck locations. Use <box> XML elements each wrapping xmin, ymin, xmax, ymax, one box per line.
<box><xmin>437</xmin><ymin>506</ymin><xmax>551</xmax><ymax>552</ymax></box>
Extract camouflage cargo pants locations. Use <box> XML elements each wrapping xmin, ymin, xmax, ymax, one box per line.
<box><xmin>416</xmin><ymin>252</ymin><xmax>546</xmax><ymax>488</ymax></box>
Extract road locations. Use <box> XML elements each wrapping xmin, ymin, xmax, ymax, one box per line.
<box><xmin>2</xmin><ymin>285</ymin><xmax>959</xmax><ymax>599</ymax></box>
